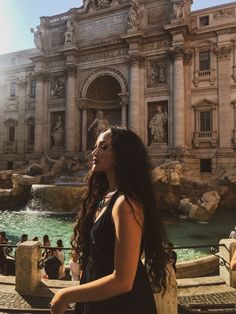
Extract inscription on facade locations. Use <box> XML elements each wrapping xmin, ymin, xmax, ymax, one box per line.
<box><xmin>48</xmin><ymin>60</ymin><xmax>65</xmax><ymax>68</ymax></box>
<box><xmin>79</xmin><ymin>13</ymin><xmax>128</xmax><ymax>41</ymax></box>
<box><xmin>142</xmin><ymin>40</ymin><xmax>169</xmax><ymax>52</ymax></box>
<box><xmin>79</xmin><ymin>48</ymin><xmax>128</xmax><ymax>63</ymax></box>
<box><xmin>51</xmin><ymin>31</ymin><xmax>64</xmax><ymax>46</ymax></box>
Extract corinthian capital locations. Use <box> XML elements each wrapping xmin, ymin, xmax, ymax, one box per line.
<box><xmin>65</xmin><ymin>64</ymin><xmax>77</xmax><ymax>75</ymax></box>
<box><xmin>170</xmin><ymin>46</ymin><xmax>193</xmax><ymax>63</ymax></box>
<box><xmin>129</xmin><ymin>54</ymin><xmax>145</xmax><ymax>66</ymax></box>
<box><xmin>31</xmin><ymin>71</ymin><xmax>49</xmax><ymax>81</ymax></box>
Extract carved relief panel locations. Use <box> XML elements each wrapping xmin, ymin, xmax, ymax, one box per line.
<box><xmin>147</xmin><ymin>59</ymin><xmax>168</xmax><ymax>87</ymax></box>
<box><xmin>50</xmin><ymin>77</ymin><xmax>65</xmax><ymax>99</ymax></box>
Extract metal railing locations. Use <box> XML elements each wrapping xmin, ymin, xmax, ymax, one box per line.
<box><xmin>169</xmin><ymin>243</ymin><xmax>230</xmax><ymax>267</ymax></box>
<box><xmin>0</xmin><ymin>243</ymin><xmax>17</xmax><ymax>259</ymax></box>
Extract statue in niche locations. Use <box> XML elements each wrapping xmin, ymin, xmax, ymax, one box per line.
<box><xmin>149</xmin><ymin>62</ymin><xmax>167</xmax><ymax>86</ymax></box>
<box><xmin>93</xmin><ymin>0</ymin><xmax>112</xmax><ymax>9</ymax></box>
<box><xmin>51</xmin><ymin>116</ymin><xmax>65</xmax><ymax>147</ymax></box>
<box><xmin>64</xmin><ymin>18</ymin><xmax>75</xmax><ymax>43</ymax></box>
<box><xmin>127</xmin><ymin>0</ymin><xmax>139</xmax><ymax>31</ymax></box>
<box><xmin>30</xmin><ymin>25</ymin><xmax>44</xmax><ymax>51</ymax></box>
<box><xmin>88</xmin><ymin>110</ymin><xmax>109</xmax><ymax>140</ymax></box>
<box><xmin>51</xmin><ymin>78</ymin><xmax>64</xmax><ymax>98</ymax></box>
<box><xmin>149</xmin><ymin>105</ymin><xmax>168</xmax><ymax>143</ymax></box>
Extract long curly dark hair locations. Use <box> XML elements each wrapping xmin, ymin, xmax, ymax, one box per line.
<box><xmin>72</xmin><ymin>126</ymin><xmax>167</xmax><ymax>292</ymax></box>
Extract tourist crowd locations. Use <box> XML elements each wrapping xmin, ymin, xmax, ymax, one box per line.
<box><xmin>0</xmin><ymin>231</ymin><xmax>80</xmax><ymax>281</ymax></box>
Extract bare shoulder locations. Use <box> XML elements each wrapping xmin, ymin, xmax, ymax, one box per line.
<box><xmin>112</xmin><ymin>195</ymin><xmax>144</xmax><ymax>226</ymax></box>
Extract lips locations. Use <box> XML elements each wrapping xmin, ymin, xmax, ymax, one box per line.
<box><xmin>93</xmin><ymin>158</ymin><xmax>99</xmax><ymax>165</ymax></box>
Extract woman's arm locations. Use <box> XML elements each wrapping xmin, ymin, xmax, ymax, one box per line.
<box><xmin>50</xmin><ymin>195</ymin><xmax>143</xmax><ymax>314</ymax></box>
<box><xmin>230</xmin><ymin>250</ymin><xmax>236</xmax><ymax>271</ymax></box>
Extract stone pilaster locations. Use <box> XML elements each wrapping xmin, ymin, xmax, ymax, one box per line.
<box><xmin>33</xmin><ymin>71</ymin><xmax>47</xmax><ymax>153</ymax></box>
<box><xmin>215</xmin><ymin>45</ymin><xmax>233</xmax><ymax>149</ymax></box>
<box><xmin>81</xmin><ymin>103</ymin><xmax>88</xmax><ymax>152</ymax></box>
<box><xmin>172</xmin><ymin>46</ymin><xmax>185</xmax><ymax>147</ymax></box>
<box><xmin>65</xmin><ymin>64</ymin><xmax>77</xmax><ymax>153</ymax></box>
<box><xmin>129</xmin><ymin>55</ymin><xmax>143</xmax><ymax>136</ymax></box>
<box><xmin>17</xmin><ymin>79</ymin><xmax>27</xmax><ymax>155</ymax></box>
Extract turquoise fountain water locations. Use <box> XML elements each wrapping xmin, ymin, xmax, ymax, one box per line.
<box><xmin>0</xmin><ymin>206</ymin><xmax>234</xmax><ymax>263</ymax></box>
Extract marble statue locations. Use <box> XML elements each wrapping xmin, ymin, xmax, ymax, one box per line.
<box><xmin>88</xmin><ymin>110</ymin><xmax>109</xmax><ymax>140</ymax></box>
<box><xmin>127</xmin><ymin>0</ymin><xmax>139</xmax><ymax>31</ymax></box>
<box><xmin>64</xmin><ymin>18</ymin><xmax>75</xmax><ymax>43</ymax></box>
<box><xmin>30</xmin><ymin>26</ymin><xmax>43</xmax><ymax>51</ymax></box>
<box><xmin>51</xmin><ymin>116</ymin><xmax>65</xmax><ymax>147</ymax></box>
<box><xmin>149</xmin><ymin>105</ymin><xmax>168</xmax><ymax>143</ymax></box>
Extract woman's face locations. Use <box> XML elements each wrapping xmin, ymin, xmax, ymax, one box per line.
<box><xmin>92</xmin><ymin>129</ymin><xmax>116</xmax><ymax>173</ymax></box>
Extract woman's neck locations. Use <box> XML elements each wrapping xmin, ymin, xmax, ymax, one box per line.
<box><xmin>106</xmin><ymin>171</ymin><xmax>118</xmax><ymax>193</ymax></box>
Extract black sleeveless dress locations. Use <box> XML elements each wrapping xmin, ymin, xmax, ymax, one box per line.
<box><xmin>74</xmin><ymin>191</ymin><xmax>157</xmax><ymax>314</ymax></box>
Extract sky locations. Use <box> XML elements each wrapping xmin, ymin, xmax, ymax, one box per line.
<box><xmin>0</xmin><ymin>0</ymin><xmax>234</xmax><ymax>55</ymax></box>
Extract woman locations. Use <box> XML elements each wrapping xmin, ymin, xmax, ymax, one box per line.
<box><xmin>56</xmin><ymin>239</ymin><xmax>65</xmax><ymax>279</ymax></box>
<box><xmin>42</xmin><ymin>234</ymin><xmax>51</xmax><ymax>259</ymax></box>
<box><xmin>51</xmin><ymin>127</ymin><xmax>167</xmax><ymax>314</ymax></box>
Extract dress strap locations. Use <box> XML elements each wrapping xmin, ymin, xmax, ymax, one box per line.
<box><xmin>106</xmin><ymin>189</ymin><xmax>120</xmax><ymax>214</ymax></box>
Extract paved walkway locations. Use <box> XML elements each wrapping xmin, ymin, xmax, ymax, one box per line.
<box><xmin>0</xmin><ymin>275</ymin><xmax>76</xmax><ymax>313</ymax></box>
<box><xmin>177</xmin><ymin>276</ymin><xmax>236</xmax><ymax>313</ymax></box>
<box><xmin>0</xmin><ymin>275</ymin><xmax>235</xmax><ymax>313</ymax></box>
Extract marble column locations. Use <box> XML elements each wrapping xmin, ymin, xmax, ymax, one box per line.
<box><xmin>66</xmin><ymin>65</ymin><xmax>77</xmax><ymax>153</ymax></box>
<box><xmin>81</xmin><ymin>106</ymin><xmax>88</xmax><ymax>151</ymax></box>
<box><xmin>129</xmin><ymin>55</ymin><xmax>142</xmax><ymax>136</ymax></box>
<box><xmin>216</xmin><ymin>45</ymin><xmax>233</xmax><ymax>149</ymax></box>
<box><xmin>34</xmin><ymin>71</ymin><xmax>47</xmax><ymax>153</ymax></box>
<box><xmin>118</xmin><ymin>93</ymin><xmax>129</xmax><ymax>128</ymax></box>
<box><xmin>173</xmin><ymin>47</ymin><xmax>185</xmax><ymax>147</ymax></box>
<box><xmin>121</xmin><ymin>104</ymin><xmax>128</xmax><ymax>127</ymax></box>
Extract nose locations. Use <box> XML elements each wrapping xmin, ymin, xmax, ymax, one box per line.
<box><xmin>92</xmin><ymin>146</ymin><xmax>99</xmax><ymax>156</ymax></box>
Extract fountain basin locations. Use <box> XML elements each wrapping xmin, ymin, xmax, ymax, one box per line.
<box><xmin>176</xmin><ymin>255</ymin><xmax>218</xmax><ymax>279</ymax></box>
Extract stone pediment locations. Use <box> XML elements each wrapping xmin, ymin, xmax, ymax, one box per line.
<box><xmin>192</xmin><ymin>98</ymin><xmax>217</xmax><ymax>110</ymax></box>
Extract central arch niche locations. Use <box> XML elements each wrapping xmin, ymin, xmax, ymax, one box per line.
<box><xmin>86</xmin><ymin>75</ymin><xmax>122</xmax><ymax>148</ymax></box>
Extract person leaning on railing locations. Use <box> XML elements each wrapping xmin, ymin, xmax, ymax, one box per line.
<box><xmin>230</xmin><ymin>249</ymin><xmax>236</xmax><ymax>271</ymax></box>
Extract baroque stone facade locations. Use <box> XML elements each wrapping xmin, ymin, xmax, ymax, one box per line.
<box><xmin>0</xmin><ymin>0</ymin><xmax>236</xmax><ymax>176</ymax></box>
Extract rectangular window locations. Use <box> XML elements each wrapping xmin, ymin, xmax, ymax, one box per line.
<box><xmin>200</xmin><ymin>159</ymin><xmax>212</xmax><ymax>173</ymax></box>
<box><xmin>28</xmin><ymin>124</ymin><xmax>35</xmax><ymax>142</ymax></box>
<box><xmin>9</xmin><ymin>126</ymin><xmax>15</xmax><ymax>142</ymax></box>
<box><xmin>199</xmin><ymin>51</ymin><xmax>210</xmax><ymax>71</ymax></box>
<box><xmin>199</xmin><ymin>16</ymin><xmax>209</xmax><ymax>27</ymax></box>
<box><xmin>200</xmin><ymin>111</ymin><xmax>211</xmax><ymax>131</ymax></box>
<box><xmin>10</xmin><ymin>82</ymin><xmax>17</xmax><ymax>97</ymax></box>
<box><xmin>7</xmin><ymin>161</ymin><xmax>14</xmax><ymax>170</ymax></box>
<box><xmin>30</xmin><ymin>80</ymin><xmax>36</xmax><ymax>97</ymax></box>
